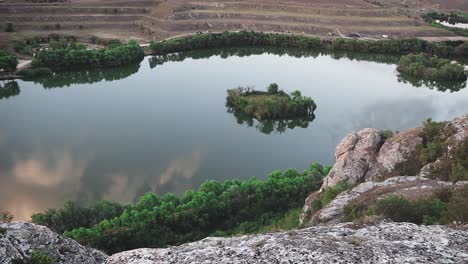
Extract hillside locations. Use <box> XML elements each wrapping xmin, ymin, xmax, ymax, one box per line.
<box><xmin>1</xmin><ymin>0</ymin><xmax>466</xmax><ymax>50</ymax></box>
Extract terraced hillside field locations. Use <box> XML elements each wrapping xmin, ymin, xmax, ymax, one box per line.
<box><xmin>0</xmin><ymin>0</ymin><xmax>465</xmax><ymax>50</ymax></box>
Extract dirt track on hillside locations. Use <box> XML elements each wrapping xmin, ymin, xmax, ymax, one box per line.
<box><xmin>0</xmin><ymin>0</ymin><xmax>467</xmax><ymax>50</ymax></box>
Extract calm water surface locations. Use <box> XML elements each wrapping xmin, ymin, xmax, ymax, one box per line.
<box><xmin>1</xmin><ymin>48</ymin><xmax>467</xmax><ymax>219</ymax></box>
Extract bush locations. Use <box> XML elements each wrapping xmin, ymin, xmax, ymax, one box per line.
<box><xmin>0</xmin><ymin>211</ymin><xmax>13</xmax><ymax>223</ymax></box>
<box><xmin>369</xmin><ymin>195</ymin><xmax>446</xmax><ymax>224</ymax></box>
<box><xmin>0</xmin><ymin>55</ymin><xmax>18</xmax><ymax>72</ymax></box>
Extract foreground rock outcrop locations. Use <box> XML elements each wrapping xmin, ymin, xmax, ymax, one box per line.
<box><xmin>0</xmin><ymin>222</ymin><xmax>107</xmax><ymax>264</ymax></box>
<box><xmin>106</xmin><ymin>222</ymin><xmax>468</xmax><ymax>264</ymax></box>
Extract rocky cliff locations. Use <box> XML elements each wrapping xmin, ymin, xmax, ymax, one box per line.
<box><xmin>0</xmin><ymin>222</ymin><xmax>107</xmax><ymax>264</ymax></box>
<box><xmin>301</xmin><ymin>116</ymin><xmax>468</xmax><ymax>225</ymax></box>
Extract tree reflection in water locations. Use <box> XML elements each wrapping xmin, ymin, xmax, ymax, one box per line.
<box><xmin>227</xmin><ymin>107</ymin><xmax>315</xmax><ymax>135</ymax></box>
<box><xmin>0</xmin><ymin>81</ymin><xmax>20</xmax><ymax>99</ymax></box>
<box><xmin>398</xmin><ymin>74</ymin><xmax>467</xmax><ymax>93</ymax></box>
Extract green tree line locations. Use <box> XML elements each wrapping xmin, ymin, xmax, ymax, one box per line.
<box><xmin>31</xmin><ymin>163</ymin><xmax>329</xmax><ymax>254</ymax></box>
<box><xmin>149</xmin><ymin>31</ymin><xmax>468</xmax><ymax>58</ymax></box>
<box><xmin>32</xmin><ymin>41</ymin><xmax>144</xmax><ymax>70</ymax></box>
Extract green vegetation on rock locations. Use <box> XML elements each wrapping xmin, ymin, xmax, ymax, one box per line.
<box><xmin>393</xmin><ymin>119</ymin><xmax>468</xmax><ymax>181</ymax></box>
<box><xmin>343</xmin><ymin>185</ymin><xmax>468</xmax><ymax>225</ymax></box>
<box><xmin>397</xmin><ymin>53</ymin><xmax>467</xmax><ymax>81</ymax></box>
<box><xmin>226</xmin><ymin>84</ymin><xmax>316</xmax><ymax>120</ymax></box>
<box><xmin>41</xmin><ymin>163</ymin><xmax>330</xmax><ymax>254</ymax></box>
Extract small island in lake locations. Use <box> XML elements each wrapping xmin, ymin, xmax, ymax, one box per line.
<box><xmin>226</xmin><ymin>84</ymin><xmax>317</xmax><ymax>121</ymax></box>
<box><xmin>397</xmin><ymin>53</ymin><xmax>467</xmax><ymax>82</ymax></box>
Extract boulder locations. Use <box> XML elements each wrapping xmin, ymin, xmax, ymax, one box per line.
<box><xmin>321</xmin><ymin>128</ymin><xmax>382</xmax><ymax>190</ymax></box>
<box><xmin>0</xmin><ymin>222</ymin><xmax>107</xmax><ymax>264</ymax></box>
<box><xmin>105</xmin><ymin>222</ymin><xmax>468</xmax><ymax>264</ymax></box>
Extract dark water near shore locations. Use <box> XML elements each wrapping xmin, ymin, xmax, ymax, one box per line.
<box><xmin>1</xmin><ymin>48</ymin><xmax>467</xmax><ymax>219</ymax></box>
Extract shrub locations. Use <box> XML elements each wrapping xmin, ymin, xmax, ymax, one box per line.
<box><xmin>0</xmin><ymin>55</ymin><xmax>18</xmax><ymax>72</ymax></box>
<box><xmin>379</xmin><ymin>130</ymin><xmax>394</xmax><ymax>142</ymax></box>
<box><xmin>0</xmin><ymin>211</ymin><xmax>13</xmax><ymax>223</ymax></box>
<box><xmin>445</xmin><ymin>185</ymin><xmax>468</xmax><ymax>224</ymax></box>
<box><xmin>369</xmin><ymin>195</ymin><xmax>446</xmax><ymax>224</ymax></box>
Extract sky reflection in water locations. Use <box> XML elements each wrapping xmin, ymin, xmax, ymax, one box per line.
<box><xmin>0</xmin><ymin>48</ymin><xmax>467</xmax><ymax>219</ymax></box>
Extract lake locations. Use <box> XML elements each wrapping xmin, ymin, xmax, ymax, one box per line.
<box><xmin>1</xmin><ymin>48</ymin><xmax>467</xmax><ymax>220</ymax></box>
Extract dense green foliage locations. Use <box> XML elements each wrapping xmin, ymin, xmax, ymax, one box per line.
<box><xmin>229</xmin><ymin>108</ymin><xmax>315</xmax><ymax>134</ymax></box>
<box><xmin>32</xmin><ymin>41</ymin><xmax>144</xmax><ymax>70</ymax></box>
<box><xmin>226</xmin><ymin>85</ymin><xmax>317</xmax><ymax>120</ymax></box>
<box><xmin>397</xmin><ymin>53</ymin><xmax>467</xmax><ymax>81</ymax></box>
<box><xmin>0</xmin><ymin>81</ymin><xmax>20</xmax><ymax>99</ymax></box>
<box><xmin>31</xmin><ymin>200</ymin><xmax>127</xmax><ymax>234</ymax></box>
<box><xmin>14</xmin><ymin>34</ymin><xmax>79</xmax><ymax>56</ymax></box>
<box><xmin>424</xmin><ymin>12</ymin><xmax>468</xmax><ymax>37</ymax></box>
<box><xmin>149</xmin><ymin>31</ymin><xmax>468</xmax><ymax>58</ymax></box>
<box><xmin>61</xmin><ymin>163</ymin><xmax>327</xmax><ymax>254</ymax></box>
<box><xmin>371</xmin><ymin>195</ymin><xmax>447</xmax><ymax>225</ymax></box>
<box><xmin>17</xmin><ymin>67</ymin><xmax>53</xmax><ymax>79</ymax></box>
<box><xmin>12</xmin><ymin>250</ymin><xmax>56</xmax><ymax>264</ymax></box>
<box><xmin>0</xmin><ymin>55</ymin><xmax>18</xmax><ymax>72</ymax></box>
<box><xmin>149</xmin><ymin>31</ymin><xmax>322</xmax><ymax>54</ymax></box>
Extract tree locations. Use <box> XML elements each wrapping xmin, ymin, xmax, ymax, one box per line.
<box><xmin>267</xmin><ymin>83</ymin><xmax>279</xmax><ymax>94</ymax></box>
